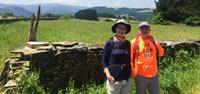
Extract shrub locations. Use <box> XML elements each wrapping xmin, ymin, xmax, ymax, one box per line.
<box><xmin>151</xmin><ymin>13</ymin><xmax>171</xmax><ymax>25</ymax></box>
<box><xmin>60</xmin><ymin>14</ymin><xmax>73</xmax><ymax>20</ymax></box>
<box><xmin>19</xmin><ymin>71</ymin><xmax>48</xmax><ymax>94</ymax></box>
<box><xmin>159</xmin><ymin>49</ymin><xmax>200</xmax><ymax>94</ymax></box>
<box><xmin>185</xmin><ymin>16</ymin><xmax>200</xmax><ymax>26</ymax></box>
<box><xmin>104</xmin><ymin>19</ymin><xmax>113</xmax><ymax>22</ymax></box>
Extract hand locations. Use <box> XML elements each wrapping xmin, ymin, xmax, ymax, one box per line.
<box><xmin>149</xmin><ymin>35</ymin><xmax>158</xmax><ymax>44</ymax></box>
<box><xmin>104</xmin><ymin>67</ymin><xmax>116</xmax><ymax>84</ymax></box>
<box><xmin>107</xmin><ymin>75</ymin><xmax>115</xmax><ymax>84</ymax></box>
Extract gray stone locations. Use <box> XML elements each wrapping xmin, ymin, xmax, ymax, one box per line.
<box><xmin>55</xmin><ymin>46</ymin><xmax>68</xmax><ymax>51</ymax></box>
<box><xmin>23</xmin><ymin>46</ymin><xmax>49</xmax><ymax>56</ymax></box>
<box><xmin>26</xmin><ymin>42</ymin><xmax>49</xmax><ymax>49</ymax></box>
<box><xmin>0</xmin><ymin>59</ymin><xmax>10</xmax><ymax>84</ymax></box>
<box><xmin>10</xmin><ymin>49</ymin><xmax>24</xmax><ymax>58</ymax></box>
<box><xmin>36</xmin><ymin>46</ymin><xmax>53</xmax><ymax>51</ymax></box>
<box><xmin>52</xmin><ymin>41</ymin><xmax>78</xmax><ymax>47</ymax></box>
<box><xmin>9</xmin><ymin>59</ymin><xmax>23</xmax><ymax>65</ymax></box>
<box><xmin>4</xmin><ymin>80</ymin><xmax>17</xmax><ymax>88</ymax></box>
<box><xmin>23</xmin><ymin>61</ymin><xmax>30</xmax><ymax>67</ymax></box>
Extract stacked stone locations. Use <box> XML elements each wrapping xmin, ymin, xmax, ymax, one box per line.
<box><xmin>61</xmin><ymin>45</ymin><xmax>88</xmax><ymax>86</ymax></box>
<box><xmin>87</xmin><ymin>45</ymin><xmax>105</xmax><ymax>84</ymax></box>
<box><xmin>161</xmin><ymin>41</ymin><xmax>200</xmax><ymax>58</ymax></box>
<box><xmin>0</xmin><ymin>49</ymin><xmax>30</xmax><ymax>93</ymax></box>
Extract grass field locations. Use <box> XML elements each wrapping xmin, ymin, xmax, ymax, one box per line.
<box><xmin>0</xmin><ymin>19</ymin><xmax>200</xmax><ymax>69</ymax></box>
<box><xmin>0</xmin><ymin>19</ymin><xmax>200</xmax><ymax>93</ymax></box>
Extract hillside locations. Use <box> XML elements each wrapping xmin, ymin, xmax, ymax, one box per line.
<box><xmin>0</xmin><ymin>4</ymin><xmax>32</xmax><ymax>17</ymax></box>
<box><xmin>0</xmin><ymin>3</ymin><xmax>153</xmax><ymax>20</ymax></box>
<box><xmin>91</xmin><ymin>6</ymin><xmax>153</xmax><ymax>20</ymax></box>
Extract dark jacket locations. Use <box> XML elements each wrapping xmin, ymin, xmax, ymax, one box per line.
<box><xmin>102</xmin><ymin>38</ymin><xmax>131</xmax><ymax>81</ymax></box>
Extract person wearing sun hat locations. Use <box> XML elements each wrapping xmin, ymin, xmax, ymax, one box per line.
<box><xmin>130</xmin><ymin>21</ymin><xmax>164</xmax><ymax>94</ymax></box>
<box><xmin>101</xmin><ymin>19</ymin><xmax>132</xmax><ymax>94</ymax></box>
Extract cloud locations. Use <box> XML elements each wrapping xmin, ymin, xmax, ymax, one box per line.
<box><xmin>0</xmin><ymin>0</ymin><xmax>78</xmax><ymax>4</ymax></box>
<box><xmin>112</xmin><ymin>0</ymin><xmax>123</xmax><ymax>7</ymax></box>
<box><xmin>57</xmin><ymin>0</ymin><xmax>77</xmax><ymax>4</ymax></box>
<box><xmin>0</xmin><ymin>0</ymin><xmax>155</xmax><ymax>8</ymax></box>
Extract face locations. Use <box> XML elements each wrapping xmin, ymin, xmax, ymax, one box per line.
<box><xmin>139</xmin><ymin>25</ymin><xmax>150</xmax><ymax>37</ymax></box>
<box><xmin>116</xmin><ymin>24</ymin><xmax>127</xmax><ymax>36</ymax></box>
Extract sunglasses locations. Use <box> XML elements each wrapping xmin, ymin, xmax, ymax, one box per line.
<box><xmin>140</xmin><ymin>26</ymin><xmax>150</xmax><ymax>30</ymax></box>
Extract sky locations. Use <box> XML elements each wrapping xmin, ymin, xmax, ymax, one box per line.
<box><xmin>0</xmin><ymin>0</ymin><xmax>156</xmax><ymax>8</ymax></box>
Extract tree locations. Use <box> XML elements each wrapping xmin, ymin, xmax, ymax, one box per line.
<box><xmin>1</xmin><ymin>12</ymin><xmax>15</xmax><ymax>18</ymax></box>
<box><xmin>75</xmin><ymin>9</ymin><xmax>98</xmax><ymax>20</ymax></box>
<box><xmin>154</xmin><ymin>0</ymin><xmax>200</xmax><ymax>23</ymax></box>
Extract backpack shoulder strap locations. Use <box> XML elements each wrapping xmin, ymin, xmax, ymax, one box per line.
<box><xmin>132</xmin><ymin>34</ymin><xmax>141</xmax><ymax>62</ymax></box>
<box><xmin>149</xmin><ymin>36</ymin><xmax>159</xmax><ymax>55</ymax></box>
<box><xmin>109</xmin><ymin>37</ymin><xmax>115</xmax><ymax>49</ymax></box>
<box><xmin>148</xmin><ymin>36</ymin><xmax>160</xmax><ymax>66</ymax></box>
<box><xmin>134</xmin><ymin>34</ymin><xmax>140</xmax><ymax>50</ymax></box>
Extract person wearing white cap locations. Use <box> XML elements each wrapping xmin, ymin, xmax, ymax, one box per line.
<box><xmin>130</xmin><ymin>22</ymin><xmax>165</xmax><ymax>94</ymax></box>
<box><xmin>102</xmin><ymin>19</ymin><xmax>132</xmax><ymax>94</ymax></box>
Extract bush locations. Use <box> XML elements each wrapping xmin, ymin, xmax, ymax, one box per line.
<box><xmin>104</xmin><ymin>19</ymin><xmax>113</xmax><ymax>22</ymax></box>
<box><xmin>185</xmin><ymin>16</ymin><xmax>200</xmax><ymax>26</ymax></box>
<box><xmin>151</xmin><ymin>13</ymin><xmax>171</xmax><ymax>25</ymax></box>
<box><xmin>1</xmin><ymin>12</ymin><xmax>15</xmax><ymax>18</ymax></box>
<box><xmin>60</xmin><ymin>14</ymin><xmax>73</xmax><ymax>20</ymax></box>
<box><xmin>20</xmin><ymin>71</ymin><xmax>48</xmax><ymax>94</ymax></box>
<box><xmin>159</xmin><ymin>49</ymin><xmax>200</xmax><ymax>94</ymax></box>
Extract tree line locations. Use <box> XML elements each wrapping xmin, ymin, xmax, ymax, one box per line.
<box><xmin>74</xmin><ymin>9</ymin><xmax>133</xmax><ymax>21</ymax></box>
<box><xmin>153</xmin><ymin>0</ymin><xmax>200</xmax><ymax>26</ymax></box>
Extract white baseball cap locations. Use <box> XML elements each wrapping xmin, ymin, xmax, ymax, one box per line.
<box><xmin>138</xmin><ymin>21</ymin><xmax>150</xmax><ymax>28</ymax></box>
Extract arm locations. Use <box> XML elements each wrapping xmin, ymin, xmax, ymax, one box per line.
<box><xmin>102</xmin><ymin>40</ymin><xmax>111</xmax><ymax>69</ymax></box>
<box><xmin>102</xmin><ymin>40</ymin><xmax>115</xmax><ymax>83</ymax></box>
<box><xmin>156</xmin><ymin>42</ymin><xmax>164</xmax><ymax>57</ymax></box>
<box><xmin>149</xmin><ymin>35</ymin><xmax>164</xmax><ymax>57</ymax></box>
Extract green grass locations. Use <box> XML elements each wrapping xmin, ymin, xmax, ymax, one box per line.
<box><xmin>0</xmin><ymin>19</ymin><xmax>200</xmax><ymax>70</ymax></box>
<box><xmin>0</xmin><ymin>19</ymin><xmax>200</xmax><ymax>93</ymax></box>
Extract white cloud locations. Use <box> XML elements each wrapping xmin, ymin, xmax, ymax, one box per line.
<box><xmin>112</xmin><ymin>0</ymin><xmax>123</xmax><ymax>8</ymax></box>
<box><xmin>0</xmin><ymin>0</ymin><xmax>78</xmax><ymax>4</ymax></box>
<box><xmin>56</xmin><ymin>0</ymin><xmax>78</xmax><ymax>4</ymax></box>
<box><xmin>0</xmin><ymin>0</ymin><xmax>155</xmax><ymax>8</ymax></box>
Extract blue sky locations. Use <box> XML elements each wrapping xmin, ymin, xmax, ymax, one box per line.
<box><xmin>0</xmin><ymin>0</ymin><xmax>156</xmax><ymax>8</ymax></box>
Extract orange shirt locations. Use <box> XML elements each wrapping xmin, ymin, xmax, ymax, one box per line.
<box><xmin>130</xmin><ymin>36</ymin><xmax>164</xmax><ymax>78</ymax></box>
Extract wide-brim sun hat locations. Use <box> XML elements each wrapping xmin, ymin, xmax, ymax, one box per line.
<box><xmin>112</xmin><ymin>19</ymin><xmax>131</xmax><ymax>34</ymax></box>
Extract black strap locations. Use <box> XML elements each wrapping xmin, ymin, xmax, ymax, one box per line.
<box><xmin>149</xmin><ymin>37</ymin><xmax>159</xmax><ymax>66</ymax></box>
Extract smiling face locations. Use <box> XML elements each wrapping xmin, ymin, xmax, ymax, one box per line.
<box><xmin>115</xmin><ymin>24</ymin><xmax>127</xmax><ymax>37</ymax></box>
<box><xmin>139</xmin><ymin>25</ymin><xmax>150</xmax><ymax>37</ymax></box>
